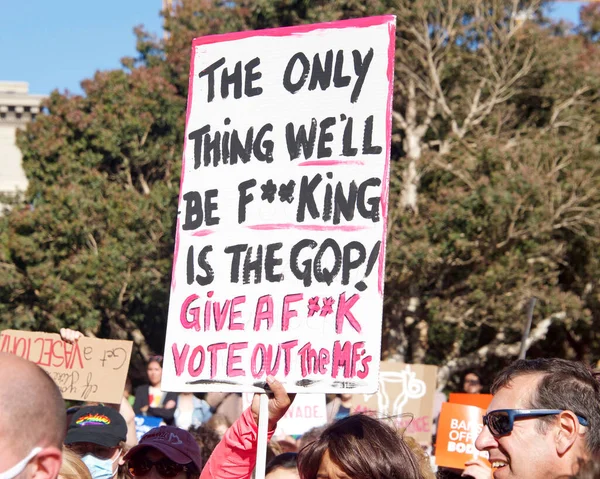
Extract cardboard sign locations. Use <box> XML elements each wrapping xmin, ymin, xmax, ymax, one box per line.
<box><xmin>162</xmin><ymin>16</ymin><xmax>396</xmax><ymax>394</ymax></box>
<box><xmin>135</xmin><ymin>415</ymin><xmax>163</xmax><ymax>442</ymax></box>
<box><xmin>435</xmin><ymin>403</ymin><xmax>490</xmax><ymax>469</ymax></box>
<box><xmin>0</xmin><ymin>329</ymin><xmax>133</xmax><ymax>404</ymax></box>
<box><xmin>242</xmin><ymin>393</ymin><xmax>326</xmax><ymax>438</ymax></box>
<box><xmin>351</xmin><ymin>362</ymin><xmax>438</xmax><ymax>444</ymax></box>
<box><xmin>449</xmin><ymin>393</ymin><xmax>493</xmax><ymax>410</ymax></box>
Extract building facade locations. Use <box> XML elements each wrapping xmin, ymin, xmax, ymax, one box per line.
<box><xmin>0</xmin><ymin>82</ymin><xmax>45</xmax><ymax>196</ymax></box>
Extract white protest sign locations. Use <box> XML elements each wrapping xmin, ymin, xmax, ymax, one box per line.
<box><xmin>242</xmin><ymin>393</ymin><xmax>327</xmax><ymax>438</ymax></box>
<box><xmin>162</xmin><ymin>16</ymin><xmax>396</xmax><ymax>394</ymax></box>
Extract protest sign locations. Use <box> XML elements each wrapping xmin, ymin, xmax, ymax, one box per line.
<box><xmin>0</xmin><ymin>329</ymin><xmax>133</xmax><ymax>404</ymax></box>
<box><xmin>449</xmin><ymin>393</ymin><xmax>493</xmax><ymax>410</ymax></box>
<box><xmin>435</xmin><ymin>402</ymin><xmax>490</xmax><ymax>469</ymax></box>
<box><xmin>162</xmin><ymin>16</ymin><xmax>396</xmax><ymax>394</ymax></box>
<box><xmin>135</xmin><ymin>415</ymin><xmax>163</xmax><ymax>442</ymax></box>
<box><xmin>352</xmin><ymin>362</ymin><xmax>438</xmax><ymax>444</ymax></box>
<box><xmin>242</xmin><ymin>393</ymin><xmax>326</xmax><ymax>438</ymax></box>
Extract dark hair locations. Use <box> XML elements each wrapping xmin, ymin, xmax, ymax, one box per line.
<box><xmin>266</xmin><ymin>452</ymin><xmax>298</xmax><ymax>475</ymax></box>
<box><xmin>570</xmin><ymin>458</ymin><xmax>600</xmax><ymax>478</ymax></box>
<box><xmin>492</xmin><ymin>358</ymin><xmax>600</xmax><ymax>455</ymax></box>
<box><xmin>148</xmin><ymin>355</ymin><xmax>164</xmax><ymax>367</ymax></box>
<box><xmin>463</xmin><ymin>370</ymin><xmax>483</xmax><ymax>383</ymax></box>
<box><xmin>298</xmin><ymin>425</ymin><xmax>327</xmax><ymax>450</ymax></box>
<box><xmin>297</xmin><ymin>414</ymin><xmax>423</xmax><ymax>479</ymax></box>
<box><xmin>188</xmin><ymin>425</ymin><xmax>221</xmax><ymax>468</ymax></box>
<box><xmin>205</xmin><ymin>413</ymin><xmax>232</xmax><ymax>434</ymax></box>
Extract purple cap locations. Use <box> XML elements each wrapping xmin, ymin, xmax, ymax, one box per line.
<box><xmin>124</xmin><ymin>426</ymin><xmax>202</xmax><ymax>472</ymax></box>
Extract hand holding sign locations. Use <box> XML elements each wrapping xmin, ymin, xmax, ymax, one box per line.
<box><xmin>251</xmin><ymin>375</ymin><xmax>295</xmax><ymax>431</ymax></box>
<box><xmin>60</xmin><ymin>328</ymin><xmax>83</xmax><ymax>343</ymax></box>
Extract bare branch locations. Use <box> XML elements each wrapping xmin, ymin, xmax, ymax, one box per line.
<box><xmin>437</xmin><ymin>312</ymin><xmax>566</xmax><ymax>390</ymax></box>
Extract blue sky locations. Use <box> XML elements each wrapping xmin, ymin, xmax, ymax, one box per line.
<box><xmin>0</xmin><ymin>1</ymin><xmax>587</xmax><ymax>96</ymax></box>
<box><xmin>0</xmin><ymin>0</ymin><xmax>163</xmax><ymax>95</ymax></box>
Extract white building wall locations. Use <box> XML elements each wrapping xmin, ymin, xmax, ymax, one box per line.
<box><xmin>0</xmin><ymin>82</ymin><xmax>45</xmax><ymax>196</ymax></box>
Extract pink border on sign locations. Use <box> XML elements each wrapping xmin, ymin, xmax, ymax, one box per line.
<box><xmin>191</xmin><ymin>15</ymin><xmax>395</xmax><ymax>47</ymax></box>
<box><xmin>173</xmin><ymin>15</ymin><xmax>396</xmax><ymax>296</ymax></box>
<box><xmin>379</xmin><ymin>20</ymin><xmax>396</xmax><ymax>296</ymax></box>
<box><xmin>248</xmin><ymin>223</ymin><xmax>369</xmax><ymax>232</ymax></box>
<box><xmin>299</xmin><ymin>160</ymin><xmax>365</xmax><ymax>167</ymax></box>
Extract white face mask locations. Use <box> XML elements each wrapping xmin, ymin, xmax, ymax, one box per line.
<box><xmin>0</xmin><ymin>447</ymin><xmax>42</xmax><ymax>479</ymax></box>
<box><xmin>81</xmin><ymin>451</ymin><xmax>121</xmax><ymax>479</ymax></box>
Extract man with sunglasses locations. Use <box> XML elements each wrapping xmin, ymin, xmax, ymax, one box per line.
<box><xmin>124</xmin><ymin>426</ymin><xmax>202</xmax><ymax>479</ymax></box>
<box><xmin>475</xmin><ymin>358</ymin><xmax>600</xmax><ymax>479</ymax></box>
<box><xmin>0</xmin><ymin>353</ymin><xmax>66</xmax><ymax>479</ymax></box>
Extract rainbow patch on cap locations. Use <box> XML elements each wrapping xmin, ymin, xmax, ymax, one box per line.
<box><xmin>76</xmin><ymin>414</ymin><xmax>111</xmax><ymax>426</ymax></box>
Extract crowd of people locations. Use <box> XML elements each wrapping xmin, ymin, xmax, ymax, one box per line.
<box><xmin>1</xmin><ymin>334</ymin><xmax>600</xmax><ymax>479</ymax></box>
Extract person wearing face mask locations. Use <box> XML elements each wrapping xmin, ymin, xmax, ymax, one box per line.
<box><xmin>0</xmin><ymin>353</ymin><xmax>66</xmax><ymax>479</ymax></box>
<box><xmin>65</xmin><ymin>405</ymin><xmax>127</xmax><ymax>479</ymax></box>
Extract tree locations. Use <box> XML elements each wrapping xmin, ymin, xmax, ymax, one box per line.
<box><xmin>1</xmin><ymin>0</ymin><xmax>598</xmax><ymax>387</ymax></box>
<box><xmin>0</xmin><ymin>67</ymin><xmax>184</xmax><ymax>368</ymax></box>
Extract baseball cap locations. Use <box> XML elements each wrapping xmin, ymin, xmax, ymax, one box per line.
<box><xmin>65</xmin><ymin>405</ymin><xmax>127</xmax><ymax>447</ymax></box>
<box><xmin>124</xmin><ymin>426</ymin><xmax>202</xmax><ymax>471</ymax></box>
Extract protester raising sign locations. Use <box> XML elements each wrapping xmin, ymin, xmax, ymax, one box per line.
<box><xmin>0</xmin><ymin>329</ymin><xmax>133</xmax><ymax>404</ymax></box>
<box><xmin>162</xmin><ymin>16</ymin><xmax>396</xmax><ymax>394</ymax></box>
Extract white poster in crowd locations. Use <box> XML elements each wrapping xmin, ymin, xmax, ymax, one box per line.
<box><xmin>243</xmin><ymin>393</ymin><xmax>327</xmax><ymax>437</ymax></box>
<box><xmin>162</xmin><ymin>16</ymin><xmax>396</xmax><ymax>393</ymax></box>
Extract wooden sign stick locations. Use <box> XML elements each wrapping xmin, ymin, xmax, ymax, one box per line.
<box><xmin>255</xmin><ymin>393</ymin><xmax>270</xmax><ymax>479</ymax></box>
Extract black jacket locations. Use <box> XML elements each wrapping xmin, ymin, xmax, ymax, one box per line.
<box><xmin>133</xmin><ymin>385</ymin><xmax>178</xmax><ymax>425</ymax></box>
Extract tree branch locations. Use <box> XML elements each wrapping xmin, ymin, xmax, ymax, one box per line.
<box><xmin>437</xmin><ymin>311</ymin><xmax>566</xmax><ymax>390</ymax></box>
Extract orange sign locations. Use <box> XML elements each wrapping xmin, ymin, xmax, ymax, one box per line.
<box><xmin>449</xmin><ymin>393</ymin><xmax>493</xmax><ymax>410</ymax></box>
<box><xmin>435</xmin><ymin>402</ymin><xmax>490</xmax><ymax>469</ymax></box>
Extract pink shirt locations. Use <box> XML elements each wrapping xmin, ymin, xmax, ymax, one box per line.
<box><xmin>200</xmin><ymin>407</ymin><xmax>275</xmax><ymax>479</ymax></box>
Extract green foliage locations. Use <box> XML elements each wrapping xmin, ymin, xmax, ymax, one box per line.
<box><xmin>1</xmin><ymin>66</ymin><xmax>184</xmax><ymax>357</ymax></box>
<box><xmin>1</xmin><ymin>0</ymin><xmax>599</xmax><ymax>382</ymax></box>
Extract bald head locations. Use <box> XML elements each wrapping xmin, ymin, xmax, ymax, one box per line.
<box><xmin>0</xmin><ymin>353</ymin><xmax>66</xmax><ymax>457</ymax></box>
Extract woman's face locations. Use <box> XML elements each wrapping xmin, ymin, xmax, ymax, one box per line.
<box><xmin>147</xmin><ymin>361</ymin><xmax>162</xmax><ymax>387</ymax></box>
<box><xmin>69</xmin><ymin>442</ymin><xmax>122</xmax><ymax>476</ymax></box>
<box><xmin>129</xmin><ymin>449</ymin><xmax>189</xmax><ymax>479</ymax></box>
<box><xmin>463</xmin><ymin>373</ymin><xmax>482</xmax><ymax>394</ymax></box>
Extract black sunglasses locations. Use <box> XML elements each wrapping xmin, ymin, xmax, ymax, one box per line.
<box><xmin>128</xmin><ymin>457</ymin><xmax>194</xmax><ymax>478</ymax></box>
<box><xmin>483</xmin><ymin>408</ymin><xmax>589</xmax><ymax>437</ymax></box>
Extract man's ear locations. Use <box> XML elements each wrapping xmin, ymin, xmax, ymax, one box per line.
<box><xmin>555</xmin><ymin>411</ymin><xmax>580</xmax><ymax>456</ymax></box>
<box><xmin>31</xmin><ymin>447</ymin><xmax>62</xmax><ymax>479</ymax></box>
